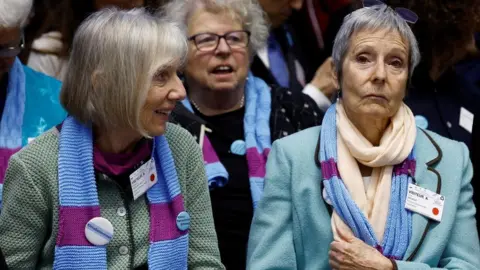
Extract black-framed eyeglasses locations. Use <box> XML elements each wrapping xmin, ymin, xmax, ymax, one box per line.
<box><xmin>363</xmin><ymin>0</ymin><xmax>418</xmax><ymax>24</ymax></box>
<box><xmin>188</xmin><ymin>30</ymin><xmax>251</xmax><ymax>52</ymax></box>
<box><xmin>0</xmin><ymin>33</ymin><xmax>25</xmax><ymax>58</ymax></box>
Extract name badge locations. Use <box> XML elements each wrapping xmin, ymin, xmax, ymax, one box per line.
<box><xmin>459</xmin><ymin>107</ymin><xmax>474</xmax><ymax>133</ymax></box>
<box><xmin>129</xmin><ymin>158</ymin><xmax>157</xmax><ymax>200</ymax></box>
<box><xmin>405</xmin><ymin>183</ymin><xmax>445</xmax><ymax>222</ymax></box>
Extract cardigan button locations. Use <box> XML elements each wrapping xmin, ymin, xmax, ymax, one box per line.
<box><xmin>119</xmin><ymin>246</ymin><xmax>129</xmax><ymax>255</ymax></box>
<box><xmin>117</xmin><ymin>207</ymin><xmax>126</xmax><ymax>217</ymax></box>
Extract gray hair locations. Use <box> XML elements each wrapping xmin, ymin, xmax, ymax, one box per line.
<box><xmin>332</xmin><ymin>5</ymin><xmax>421</xmax><ymax>82</ymax></box>
<box><xmin>0</xmin><ymin>0</ymin><xmax>32</xmax><ymax>28</ymax></box>
<box><xmin>61</xmin><ymin>8</ymin><xmax>187</xmax><ymax>134</ymax></box>
<box><xmin>160</xmin><ymin>0</ymin><xmax>269</xmax><ymax>55</ymax></box>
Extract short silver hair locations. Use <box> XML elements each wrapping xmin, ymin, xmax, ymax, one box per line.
<box><xmin>61</xmin><ymin>8</ymin><xmax>187</xmax><ymax>134</ymax></box>
<box><xmin>0</xmin><ymin>0</ymin><xmax>32</xmax><ymax>28</ymax></box>
<box><xmin>160</xmin><ymin>0</ymin><xmax>269</xmax><ymax>55</ymax></box>
<box><xmin>332</xmin><ymin>5</ymin><xmax>421</xmax><ymax>81</ymax></box>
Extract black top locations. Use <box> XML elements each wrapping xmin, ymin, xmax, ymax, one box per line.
<box><xmin>169</xmin><ymin>84</ymin><xmax>323</xmax><ymax>270</ymax></box>
<box><xmin>193</xmin><ymin>106</ymin><xmax>252</xmax><ymax>269</ymax></box>
<box><xmin>473</xmin><ymin>117</ymin><xmax>480</xmax><ymax>237</ymax></box>
<box><xmin>0</xmin><ymin>247</ymin><xmax>7</xmax><ymax>270</ymax></box>
<box><xmin>404</xmin><ymin>63</ymin><xmax>480</xmax><ymax>149</ymax></box>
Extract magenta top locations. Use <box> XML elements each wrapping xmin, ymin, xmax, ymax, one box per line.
<box><xmin>93</xmin><ymin>139</ymin><xmax>153</xmax><ymax>176</ymax></box>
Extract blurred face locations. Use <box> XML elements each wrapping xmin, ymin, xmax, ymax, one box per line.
<box><xmin>185</xmin><ymin>10</ymin><xmax>249</xmax><ymax>93</ymax></box>
<box><xmin>94</xmin><ymin>0</ymin><xmax>144</xmax><ymax>10</ymax></box>
<box><xmin>258</xmin><ymin>0</ymin><xmax>304</xmax><ymax>28</ymax></box>
<box><xmin>338</xmin><ymin>29</ymin><xmax>409</xmax><ymax>120</ymax></box>
<box><xmin>140</xmin><ymin>66</ymin><xmax>186</xmax><ymax>136</ymax></box>
<box><xmin>0</xmin><ymin>27</ymin><xmax>22</xmax><ymax>77</ymax></box>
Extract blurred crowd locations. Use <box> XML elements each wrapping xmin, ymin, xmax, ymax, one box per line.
<box><xmin>0</xmin><ymin>0</ymin><xmax>479</xmax><ymax>269</ymax></box>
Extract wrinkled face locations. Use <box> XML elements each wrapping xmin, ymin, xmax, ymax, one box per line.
<box><xmin>140</xmin><ymin>66</ymin><xmax>186</xmax><ymax>136</ymax></box>
<box><xmin>185</xmin><ymin>10</ymin><xmax>249</xmax><ymax>93</ymax></box>
<box><xmin>0</xmin><ymin>27</ymin><xmax>22</xmax><ymax>77</ymax></box>
<box><xmin>94</xmin><ymin>0</ymin><xmax>144</xmax><ymax>10</ymax></box>
<box><xmin>338</xmin><ymin>29</ymin><xmax>409</xmax><ymax>120</ymax></box>
<box><xmin>257</xmin><ymin>0</ymin><xmax>304</xmax><ymax>28</ymax></box>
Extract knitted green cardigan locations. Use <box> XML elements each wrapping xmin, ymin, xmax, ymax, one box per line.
<box><xmin>0</xmin><ymin>123</ymin><xmax>225</xmax><ymax>270</ymax></box>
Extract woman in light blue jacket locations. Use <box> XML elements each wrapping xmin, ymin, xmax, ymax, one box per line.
<box><xmin>0</xmin><ymin>0</ymin><xmax>67</xmax><ymax>206</ymax></box>
<box><xmin>247</xmin><ymin>2</ymin><xmax>480</xmax><ymax>269</ymax></box>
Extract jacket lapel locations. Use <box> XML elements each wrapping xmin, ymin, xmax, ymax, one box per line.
<box><xmin>403</xmin><ymin>128</ymin><xmax>442</xmax><ymax>261</ymax></box>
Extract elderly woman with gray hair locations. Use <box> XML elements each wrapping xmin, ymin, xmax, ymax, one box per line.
<box><xmin>247</xmin><ymin>2</ymin><xmax>480</xmax><ymax>270</ymax></box>
<box><xmin>162</xmin><ymin>0</ymin><xmax>324</xmax><ymax>268</ymax></box>
<box><xmin>0</xmin><ymin>8</ymin><xmax>224</xmax><ymax>270</ymax></box>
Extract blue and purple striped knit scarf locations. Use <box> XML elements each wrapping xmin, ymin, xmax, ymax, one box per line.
<box><xmin>0</xmin><ymin>58</ymin><xmax>25</xmax><ymax>209</ymax></box>
<box><xmin>320</xmin><ymin>104</ymin><xmax>414</xmax><ymax>259</ymax></box>
<box><xmin>182</xmin><ymin>72</ymin><xmax>271</xmax><ymax>209</ymax></box>
<box><xmin>54</xmin><ymin>116</ymin><xmax>188</xmax><ymax>269</ymax></box>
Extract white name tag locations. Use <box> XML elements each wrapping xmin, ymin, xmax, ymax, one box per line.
<box><xmin>459</xmin><ymin>107</ymin><xmax>474</xmax><ymax>133</ymax></box>
<box><xmin>405</xmin><ymin>183</ymin><xmax>445</xmax><ymax>222</ymax></box>
<box><xmin>129</xmin><ymin>158</ymin><xmax>157</xmax><ymax>200</ymax></box>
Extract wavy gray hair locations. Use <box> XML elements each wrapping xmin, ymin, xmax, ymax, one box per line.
<box><xmin>61</xmin><ymin>8</ymin><xmax>187</xmax><ymax>134</ymax></box>
<box><xmin>0</xmin><ymin>0</ymin><xmax>32</xmax><ymax>28</ymax></box>
<box><xmin>160</xmin><ymin>0</ymin><xmax>269</xmax><ymax>55</ymax></box>
<box><xmin>332</xmin><ymin>5</ymin><xmax>421</xmax><ymax>82</ymax></box>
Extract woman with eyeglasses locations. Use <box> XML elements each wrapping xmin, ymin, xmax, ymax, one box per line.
<box><xmin>0</xmin><ymin>0</ymin><xmax>66</xmax><ymax>206</ymax></box>
<box><xmin>161</xmin><ymin>0</ymin><xmax>324</xmax><ymax>269</ymax></box>
<box><xmin>247</xmin><ymin>2</ymin><xmax>480</xmax><ymax>269</ymax></box>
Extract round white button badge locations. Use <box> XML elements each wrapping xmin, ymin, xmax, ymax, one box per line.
<box><xmin>176</xmin><ymin>211</ymin><xmax>190</xmax><ymax>231</ymax></box>
<box><xmin>85</xmin><ymin>217</ymin><xmax>114</xmax><ymax>246</ymax></box>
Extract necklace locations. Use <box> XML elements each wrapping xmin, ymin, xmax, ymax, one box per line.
<box><xmin>190</xmin><ymin>95</ymin><xmax>245</xmax><ymax>114</ymax></box>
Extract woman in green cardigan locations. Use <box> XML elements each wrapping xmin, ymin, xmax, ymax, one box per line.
<box><xmin>0</xmin><ymin>8</ymin><xmax>224</xmax><ymax>270</ymax></box>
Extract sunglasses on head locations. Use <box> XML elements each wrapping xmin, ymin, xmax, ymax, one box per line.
<box><xmin>363</xmin><ymin>0</ymin><xmax>418</xmax><ymax>24</ymax></box>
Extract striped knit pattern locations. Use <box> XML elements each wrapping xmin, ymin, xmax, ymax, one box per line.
<box><xmin>54</xmin><ymin>117</ymin><xmax>188</xmax><ymax>269</ymax></box>
<box><xmin>320</xmin><ymin>104</ymin><xmax>414</xmax><ymax>259</ymax></box>
<box><xmin>182</xmin><ymin>73</ymin><xmax>272</xmax><ymax>209</ymax></box>
<box><xmin>0</xmin><ymin>58</ymin><xmax>26</xmax><ymax>209</ymax></box>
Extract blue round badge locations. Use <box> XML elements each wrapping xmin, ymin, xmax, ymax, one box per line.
<box><xmin>415</xmin><ymin>115</ymin><xmax>429</xmax><ymax>129</ymax></box>
<box><xmin>230</xmin><ymin>140</ymin><xmax>246</xmax><ymax>156</ymax></box>
<box><xmin>176</xmin><ymin>211</ymin><xmax>191</xmax><ymax>231</ymax></box>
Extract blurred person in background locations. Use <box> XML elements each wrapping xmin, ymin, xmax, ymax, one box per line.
<box><xmin>26</xmin><ymin>0</ymin><xmax>145</xmax><ymax>81</ymax></box>
<box><xmin>0</xmin><ymin>8</ymin><xmax>223</xmax><ymax>269</ymax></box>
<box><xmin>162</xmin><ymin>0</ymin><xmax>324</xmax><ymax>268</ymax></box>
<box><xmin>385</xmin><ymin>0</ymin><xmax>480</xmax><ymax>150</ymax></box>
<box><xmin>391</xmin><ymin>0</ymin><xmax>480</xmax><ymax>237</ymax></box>
<box><xmin>288</xmin><ymin>0</ymin><xmax>354</xmax><ymax>77</ymax></box>
<box><xmin>252</xmin><ymin>0</ymin><xmax>339</xmax><ymax>112</ymax></box>
<box><xmin>468</xmin><ymin>31</ymin><xmax>480</xmax><ymax>237</ymax></box>
<box><xmin>0</xmin><ymin>0</ymin><xmax>66</xmax><ymax>208</ymax></box>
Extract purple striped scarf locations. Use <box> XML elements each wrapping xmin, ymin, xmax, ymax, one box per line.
<box><xmin>320</xmin><ymin>104</ymin><xmax>414</xmax><ymax>259</ymax></box>
<box><xmin>54</xmin><ymin>116</ymin><xmax>188</xmax><ymax>269</ymax></box>
<box><xmin>182</xmin><ymin>72</ymin><xmax>271</xmax><ymax>208</ymax></box>
<box><xmin>0</xmin><ymin>58</ymin><xmax>25</xmax><ymax>209</ymax></box>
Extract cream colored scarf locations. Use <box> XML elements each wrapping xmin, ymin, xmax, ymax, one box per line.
<box><xmin>331</xmin><ymin>101</ymin><xmax>416</xmax><ymax>242</ymax></box>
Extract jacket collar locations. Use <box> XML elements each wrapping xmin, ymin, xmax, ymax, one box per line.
<box><xmin>403</xmin><ymin>128</ymin><xmax>443</xmax><ymax>261</ymax></box>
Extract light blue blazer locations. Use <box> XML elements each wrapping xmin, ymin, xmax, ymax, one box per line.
<box><xmin>247</xmin><ymin>126</ymin><xmax>480</xmax><ymax>269</ymax></box>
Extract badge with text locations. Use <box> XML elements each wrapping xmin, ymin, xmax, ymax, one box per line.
<box><xmin>405</xmin><ymin>183</ymin><xmax>445</xmax><ymax>222</ymax></box>
<box><xmin>129</xmin><ymin>158</ymin><xmax>158</xmax><ymax>200</ymax></box>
